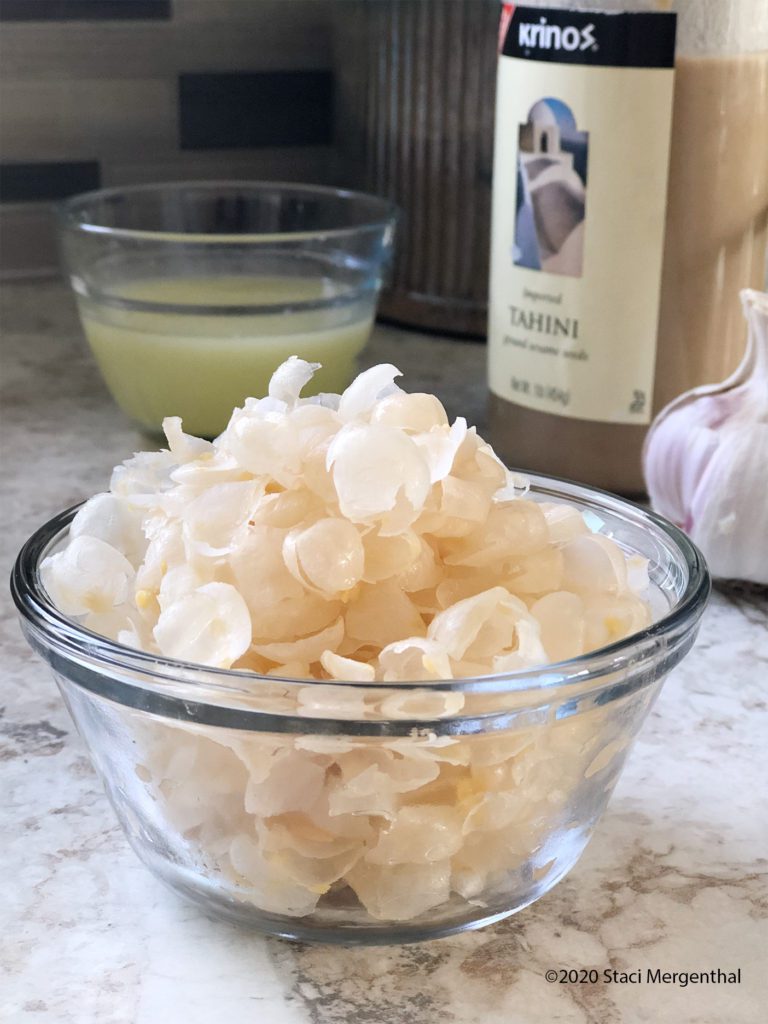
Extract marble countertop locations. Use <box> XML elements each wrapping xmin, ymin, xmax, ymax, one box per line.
<box><xmin>2</xmin><ymin>279</ymin><xmax>765</xmax><ymax>1024</ymax></box>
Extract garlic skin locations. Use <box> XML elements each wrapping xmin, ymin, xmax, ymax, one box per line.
<box><xmin>643</xmin><ymin>289</ymin><xmax>768</xmax><ymax>584</ymax></box>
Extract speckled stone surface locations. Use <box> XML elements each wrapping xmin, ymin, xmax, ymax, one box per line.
<box><xmin>1</xmin><ymin>280</ymin><xmax>766</xmax><ymax>1024</ymax></box>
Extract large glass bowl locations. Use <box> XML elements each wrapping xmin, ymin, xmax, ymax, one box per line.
<box><xmin>58</xmin><ymin>182</ymin><xmax>397</xmax><ymax>438</ymax></box>
<box><xmin>11</xmin><ymin>476</ymin><xmax>709</xmax><ymax>944</ymax></box>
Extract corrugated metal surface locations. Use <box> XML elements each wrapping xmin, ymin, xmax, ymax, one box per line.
<box><xmin>337</xmin><ymin>0</ymin><xmax>498</xmax><ymax>337</ymax></box>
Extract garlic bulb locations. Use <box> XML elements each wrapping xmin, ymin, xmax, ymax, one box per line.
<box><xmin>643</xmin><ymin>289</ymin><xmax>768</xmax><ymax>584</ymax></box>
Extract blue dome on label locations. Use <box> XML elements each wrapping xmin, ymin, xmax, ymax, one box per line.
<box><xmin>527</xmin><ymin>98</ymin><xmax>577</xmax><ymax>132</ymax></box>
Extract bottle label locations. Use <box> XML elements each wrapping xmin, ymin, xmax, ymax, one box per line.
<box><xmin>488</xmin><ymin>5</ymin><xmax>676</xmax><ymax>424</ymax></box>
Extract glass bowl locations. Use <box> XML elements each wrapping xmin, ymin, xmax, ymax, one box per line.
<box><xmin>57</xmin><ymin>182</ymin><xmax>397</xmax><ymax>438</ymax></box>
<box><xmin>12</xmin><ymin>476</ymin><xmax>709</xmax><ymax>945</ymax></box>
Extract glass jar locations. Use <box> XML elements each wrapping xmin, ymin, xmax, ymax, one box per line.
<box><xmin>489</xmin><ymin>0</ymin><xmax>768</xmax><ymax>494</ymax></box>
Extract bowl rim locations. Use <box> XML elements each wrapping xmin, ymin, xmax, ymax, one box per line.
<box><xmin>11</xmin><ymin>473</ymin><xmax>711</xmax><ymax>705</ymax></box>
<box><xmin>56</xmin><ymin>180</ymin><xmax>400</xmax><ymax>244</ymax></box>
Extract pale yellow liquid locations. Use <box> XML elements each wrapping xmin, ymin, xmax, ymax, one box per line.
<box><xmin>79</xmin><ymin>276</ymin><xmax>374</xmax><ymax>438</ymax></box>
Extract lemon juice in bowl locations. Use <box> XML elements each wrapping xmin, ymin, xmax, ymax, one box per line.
<box><xmin>59</xmin><ymin>182</ymin><xmax>397</xmax><ymax>438</ymax></box>
<box><xmin>78</xmin><ymin>272</ymin><xmax>374</xmax><ymax>438</ymax></box>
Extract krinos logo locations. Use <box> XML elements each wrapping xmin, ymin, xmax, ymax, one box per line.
<box><xmin>519</xmin><ymin>17</ymin><xmax>597</xmax><ymax>52</ymax></box>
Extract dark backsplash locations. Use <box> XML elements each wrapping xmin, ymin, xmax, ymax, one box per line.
<box><xmin>0</xmin><ymin>1</ymin><xmax>172</xmax><ymax>20</ymax></box>
<box><xmin>0</xmin><ymin>160</ymin><xmax>101</xmax><ymax>202</ymax></box>
<box><xmin>0</xmin><ymin>0</ymin><xmax>337</xmax><ymax>276</ymax></box>
<box><xmin>179</xmin><ymin>70</ymin><xmax>334</xmax><ymax>150</ymax></box>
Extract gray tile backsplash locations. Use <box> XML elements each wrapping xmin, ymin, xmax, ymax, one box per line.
<box><xmin>0</xmin><ymin>0</ymin><xmax>337</xmax><ymax>275</ymax></box>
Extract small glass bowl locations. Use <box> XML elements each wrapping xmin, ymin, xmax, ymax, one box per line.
<box><xmin>57</xmin><ymin>182</ymin><xmax>397</xmax><ymax>438</ymax></box>
<box><xmin>12</xmin><ymin>477</ymin><xmax>709</xmax><ymax>945</ymax></box>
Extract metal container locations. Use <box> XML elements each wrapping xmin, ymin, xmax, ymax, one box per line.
<box><xmin>334</xmin><ymin>0</ymin><xmax>499</xmax><ymax>337</ymax></box>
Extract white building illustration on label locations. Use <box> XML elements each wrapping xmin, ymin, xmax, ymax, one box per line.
<box><xmin>513</xmin><ymin>98</ymin><xmax>588</xmax><ymax>278</ymax></box>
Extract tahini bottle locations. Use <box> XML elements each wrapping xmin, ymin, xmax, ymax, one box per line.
<box><xmin>488</xmin><ymin>0</ymin><xmax>768</xmax><ymax>494</ymax></box>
